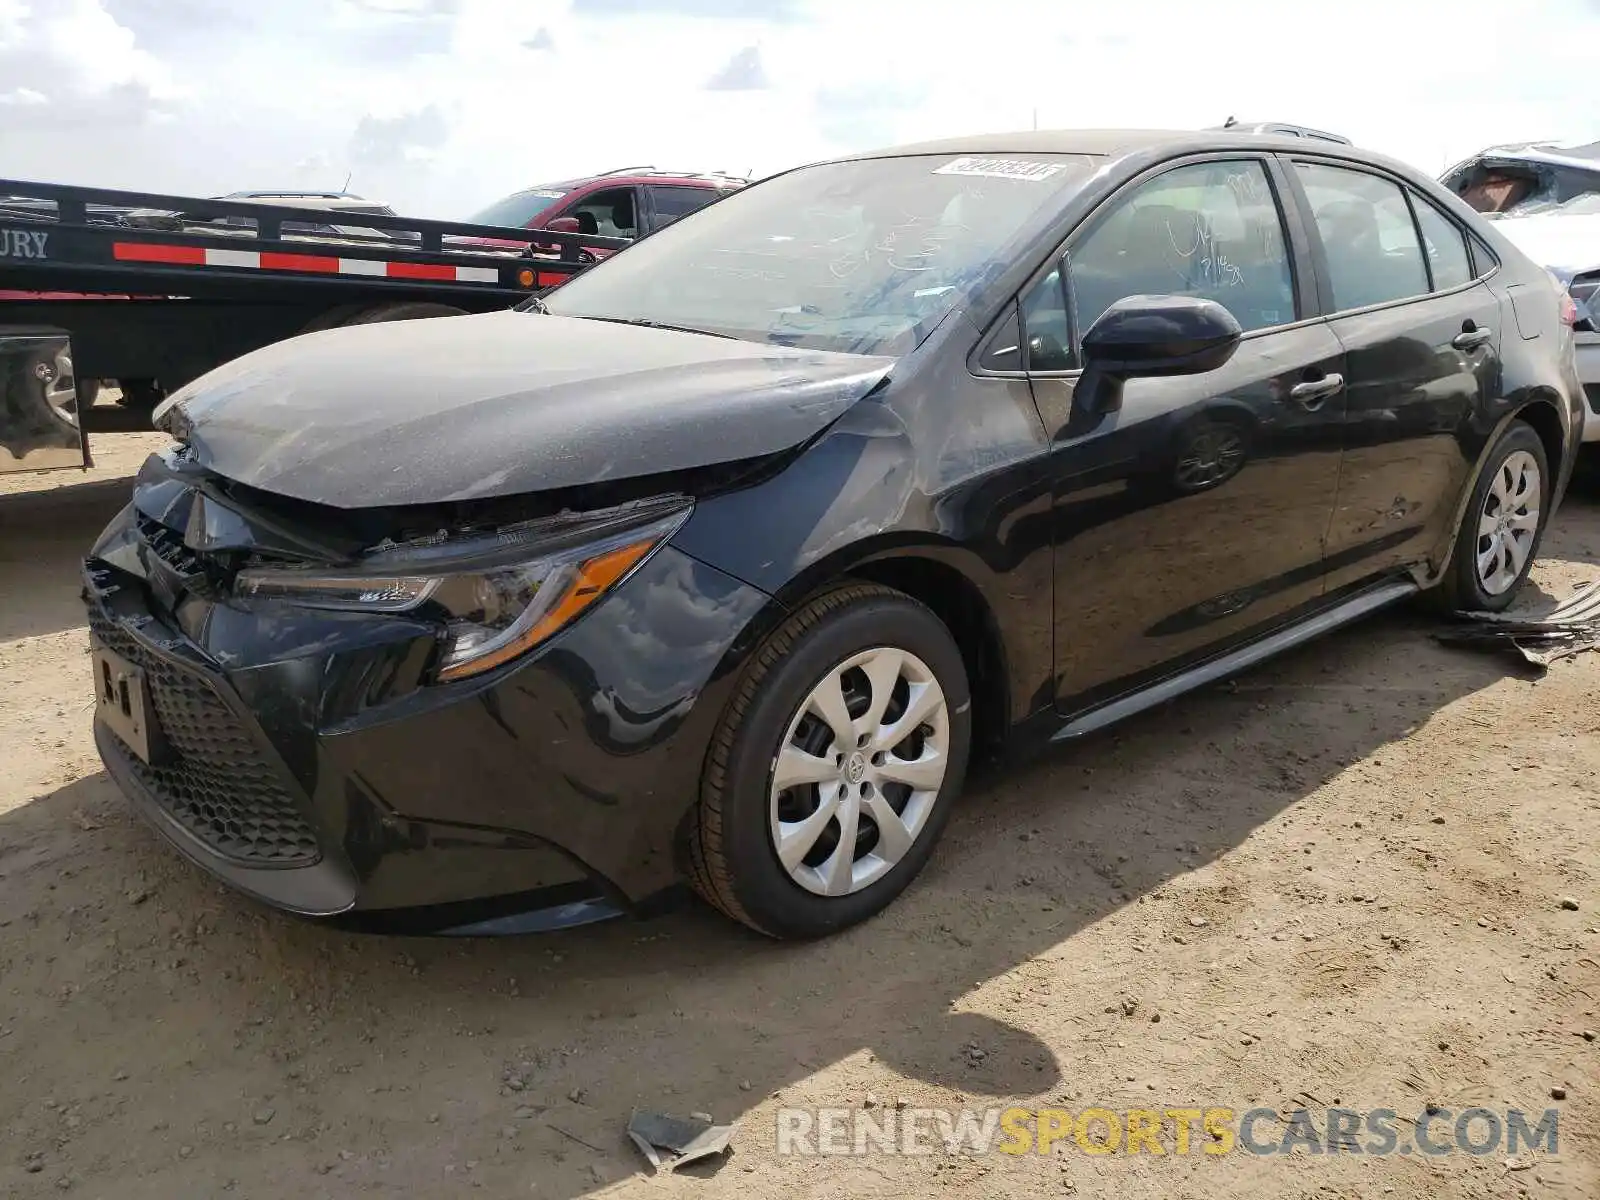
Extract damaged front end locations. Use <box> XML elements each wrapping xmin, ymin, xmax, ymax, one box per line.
<box><xmin>83</xmin><ymin>445</ymin><xmax>783</xmax><ymax>932</ymax></box>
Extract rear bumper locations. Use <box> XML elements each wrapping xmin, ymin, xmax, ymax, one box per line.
<box><xmin>1576</xmin><ymin>335</ymin><xmax>1599</xmax><ymax>442</ymax></box>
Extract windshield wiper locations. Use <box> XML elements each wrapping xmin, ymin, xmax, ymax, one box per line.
<box><xmin>571</xmin><ymin>315</ymin><xmax>737</xmax><ymax>339</ymax></box>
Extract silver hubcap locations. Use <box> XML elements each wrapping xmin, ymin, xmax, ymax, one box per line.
<box><xmin>1476</xmin><ymin>449</ymin><xmax>1541</xmax><ymax>596</ymax></box>
<box><xmin>769</xmin><ymin>647</ymin><xmax>950</xmax><ymax>897</ymax></box>
<box><xmin>32</xmin><ymin>348</ymin><xmax>79</xmax><ymax>428</ymax></box>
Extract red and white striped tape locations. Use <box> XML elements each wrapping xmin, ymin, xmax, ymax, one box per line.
<box><xmin>112</xmin><ymin>240</ymin><xmax>507</xmax><ymax>285</ymax></box>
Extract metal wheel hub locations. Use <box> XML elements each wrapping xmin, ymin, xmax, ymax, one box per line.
<box><xmin>768</xmin><ymin>646</ymin><xmax>950</xmax><ymax>898</ymax></box>
<box><xmin>32</xmin><ymin>347</ymin><xmax>80</xmax><ymax>429</ymax></box>
<box><xmin>1475</xmin><ymin>449</ymin><xmax>1541</xmax><ymax>597</ymax></box>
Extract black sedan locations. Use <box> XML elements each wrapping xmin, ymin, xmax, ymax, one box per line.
<box><xmin>85</xmin><ymin>130</ymin><xmax>1585</xmax><ymax>939</ymax></box>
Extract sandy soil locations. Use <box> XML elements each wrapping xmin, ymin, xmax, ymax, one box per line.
<box><xmin>0</xmin><ymin>436</ymin><xmax>1596</xmax><ymax>1199</ymax></box>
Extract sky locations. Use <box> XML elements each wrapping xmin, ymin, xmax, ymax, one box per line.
<box><xmin>2</xmin><ymin>0</ymin><xmax>1599</xmax><ymax>221</ymax></box>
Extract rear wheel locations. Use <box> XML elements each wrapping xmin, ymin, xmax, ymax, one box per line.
<box><xmin>687</xmin><ymin>583</ymin><xmax>972</xmax><ymax>939</ymax></box>
<box><xmin>1431</xmin><ymin>420</ymin><xmax>1549</xmax><ymax>612</ymax></box>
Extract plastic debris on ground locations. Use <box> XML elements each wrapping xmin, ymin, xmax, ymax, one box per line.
<box><xmin>626</xmin><ymin>1109</ymin><xmax>737</xmax><ymax>1174</ymax></box>
<box><xmin>1434</xmin><ymin>578</ymin><xmax>1600</xmax><ymax>667</ymax></box>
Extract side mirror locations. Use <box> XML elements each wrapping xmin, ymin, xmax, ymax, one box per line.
<box><xmin>545</xmin><ymin>216</ymin><xmax>582</xmax><ymax>235</ymax></box>
<box><xmin>1077</xmin><ymin>295</ymin><xmax>1242</xmax><ymax>415</ymax></box>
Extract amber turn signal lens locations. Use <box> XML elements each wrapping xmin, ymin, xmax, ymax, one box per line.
<box><xmin>434</xmin><ymin>538</ymin><xmax>655</xmax><ymax>682</ymax></box>
<box><xmin>517</xmin><ymin>268</ymin><xmax>536</xmax><ymax>288</ymax></box>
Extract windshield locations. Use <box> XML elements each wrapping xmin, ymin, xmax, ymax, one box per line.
<box><xmin>540</xmin><ymin>153</ymin><xmax>1103</xmax><ymax>355</ymax></box>
<box><xmin>469</xmin><ymin>188</ymin><xmax>569</xmax><ymax>228</ymax></box>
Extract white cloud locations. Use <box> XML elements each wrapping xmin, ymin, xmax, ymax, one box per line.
<box><xmin>0</xmin><ymin>0</ymin><xmax>1595</xmax><ymax>217</ymax></box>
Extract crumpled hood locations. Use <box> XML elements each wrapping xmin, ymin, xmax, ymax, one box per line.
<box><xmin>1493</xmin><ymin>211</ymin><xmax>1600</xmax><ymax>282</ymax></box>
<box><xmin>155</xmin><ymin>309</ymin><xmax>894</xmax><ymax>508</ymax></box>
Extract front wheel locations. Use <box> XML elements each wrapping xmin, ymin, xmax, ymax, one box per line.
<box><xmin>1431</xmin><ymin>420</ymin><xmax>1550</xmax><ymax>612</ymax></box>
<box><xmin>686</xmin><ymin>583</ymin><xmax>972</xmax><ymax>939</ymax></box>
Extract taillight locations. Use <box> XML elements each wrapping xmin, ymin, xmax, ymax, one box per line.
<box><xmin>1560</xmin><ymin>291</ymin><xmax>1578</xmax><ymax>327</ymax></box>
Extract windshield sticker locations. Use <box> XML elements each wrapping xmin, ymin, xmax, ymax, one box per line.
<box><xmin>933</xmin><ymin>157</ymin><xmax>1062</xmax><ymax>182</ymax></box>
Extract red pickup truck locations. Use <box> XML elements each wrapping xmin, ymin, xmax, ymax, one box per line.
<box><xmin>459</xmin><ymin>167</ymin><xmax>747</xmax><ymax>256</ymax></box>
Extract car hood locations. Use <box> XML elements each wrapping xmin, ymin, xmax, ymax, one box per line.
<box><xmin>155</xmin><ymin>310</ymin><xmax>895</xmax><ymax>508</ymax></box>
<box><xmin>1493</xmin><ymin>211</ymin><xmax>1600</xmax><ymax>280</ymax></box>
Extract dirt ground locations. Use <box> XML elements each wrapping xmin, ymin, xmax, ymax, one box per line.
<box><xmin>1</xmin><ymin>434</ymin><xmax>1597</xmax><ymax>1200</ymax></box>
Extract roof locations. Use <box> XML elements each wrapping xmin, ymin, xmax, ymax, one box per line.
<box><xmin>510</xmin><ymin>170</ymin><xmax>747</xmax><ymax>194</ymax></box>
<box><xmin>834</xmin><ymin>127</ymin><xmax>1371</xmax><ymax>162</ymax></box>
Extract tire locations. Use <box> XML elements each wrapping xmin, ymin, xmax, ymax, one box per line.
<box><xmin>1431</xmin><ymin>420</ymin><xmax>1551</xmax><ymax>612</ymax></box>
<box><xmin>116</xmin><ymin>379</ymin><xmax>164</xmax><ymax>411</ymax></box>
<box><xmin>338</xmin><ymin>302</ymin><xmax>468</xmax><ymax>326</ymax></box>
<box><xmin>1572</xmin><ymin>443</ymin><xmax>1600</xmax><ymax>496</ymax></box>
<box><xmin>687</xmin><ymin>583</ymin><xmax>972</xmax><ymax>939</ymax></box>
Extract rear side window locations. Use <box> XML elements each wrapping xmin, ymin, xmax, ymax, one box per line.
<box><xmin>1409</xmin><ymin>197</ymin><xmax>1473</xmax><ymax>290</ymax></box>
<box><xmin>649</xmin><ymin>185</ymin><xmax>722</xmax><ymax>227</ymax></box>
<box><xmin>1295</xmin><ymin>162</ymin><xmax>1428</xmax><ymax>311</ymax></box>
<box><xmin>1468</xmin><ymin>231</ymin><xmax>1499</xmax><ymax>279</ymax></box>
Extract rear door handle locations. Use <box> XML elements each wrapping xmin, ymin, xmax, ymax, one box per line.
<box><xmin>1453</xmin><ymin>327</ymin><xmax>1493</xmax><ymax>350</ymax></box>
<box><xmin>1288</xmin><ymin>373</ymin><xmax>1344</xmax><ymax>408</ymax></box>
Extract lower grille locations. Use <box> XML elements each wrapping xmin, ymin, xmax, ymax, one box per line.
<box><xmin>1583</xmin><ymin>383</ymin><xmax>1599</xmax><ymax>417</ymax></box>
<box><xmin>89</xmin><ymin>609</ymin><xmax>321</xmax><ymax>868</ymax></box>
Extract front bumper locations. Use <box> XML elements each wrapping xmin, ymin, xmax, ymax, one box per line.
<box><xmin>84</xmin><ymin>496</ymin><xmax>772</xmax><ymax>932</ymax></box>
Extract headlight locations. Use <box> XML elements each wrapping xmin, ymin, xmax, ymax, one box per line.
<box><xmin>234</xmin><ymin>497</ymin><xmax>691</xmax><ymax>682</ymax></box>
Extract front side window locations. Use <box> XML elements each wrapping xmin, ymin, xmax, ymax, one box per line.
<box><xmin>1295</xmin><ymin>162</ymin><xmax>1428</xmax><ymax>311</ymax></box>
<box><xmin>1067</xmin><ymin>159</ymin><xmax>1296</xmax><ymax>345</ymax></box>
<box><xmin>1409</xmin><ymin>197</ymin><xmax>1473</xmax><ymax>291</ymax></box>
<box><xmin>1021</xmin><ymin>268</ymin><xmax>1072</xmax><ymax>371</ymax></box>
<box><xmin>568</xmin><ymin>187</ymin><xmax>638</xmax><ymax>238</ymax></box>
<box><xmin>542</xmin><ymin>153</ymin><xmax>1103</xmax><ymax>356</ymax></box>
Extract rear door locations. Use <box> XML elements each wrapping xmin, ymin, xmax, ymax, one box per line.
<box><xmin>1006</xmin><ymin>156</ymin><xmax>1350</xmax><ymax>714</ymax></box>
<box><xmin>1284</xmin><ymin>157</ymin><xmax>1504</xmax><ymax>592</ymax></box>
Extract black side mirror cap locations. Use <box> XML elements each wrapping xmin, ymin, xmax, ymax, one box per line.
<box><xmin>1077</xmin><ymin>295</ymin><xmax>1243</xmax><ymax>415</ymax></box>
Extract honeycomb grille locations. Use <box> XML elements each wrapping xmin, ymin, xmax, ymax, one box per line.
<box><xmin>89</xmin><ymin>609</ymin><xmax>321</xmax><ymax>868</ymax></box>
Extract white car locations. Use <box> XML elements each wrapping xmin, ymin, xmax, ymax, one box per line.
<box><xmin>1440</xmin><ymin>141</ymin><xmax>1600</xmax><ymax>451</ymax></box>
<box><xmin>1491</xmin><ymin>196</ymin><xmax>1600</xmax><ymax>448</ymax></box>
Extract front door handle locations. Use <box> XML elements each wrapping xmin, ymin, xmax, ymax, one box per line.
<box><xmin>1453</xmin><ymin>327</ymin><xmax>1493</xmax><ymax>350</ymax></box>
<box><xmin>1287</xmin><ymin>373</ymin><xmax>1345</xmax><ymax>409</ymax></box>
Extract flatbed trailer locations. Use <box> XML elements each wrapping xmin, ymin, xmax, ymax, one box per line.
<box><xmin>1</xmin><ymin>178</ymin><xmax>624</xmax><ymax>474</ymax></box>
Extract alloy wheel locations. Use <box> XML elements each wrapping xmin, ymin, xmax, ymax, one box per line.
<box><xmin>768</xmin><ymin>646</ymin><xmax>950</xmax><ymax>897</ymax></box>
<box><xmin>32</xmin><ymin>347</ymin><xmax>80</xmax><ymax>430</ymax></box>
<box><xmin>1475</xmin><ymin>449</ymin><xmax>1541</xmax><ymax>596</ymax></box>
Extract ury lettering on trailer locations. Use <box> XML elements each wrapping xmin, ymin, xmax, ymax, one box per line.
<box><xmin>0</xmin><ymin>228</ymin><xmax>50</xmax><ymax>259</ymax></box>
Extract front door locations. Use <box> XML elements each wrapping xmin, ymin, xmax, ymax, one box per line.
<box><xmin>560</xmin><ymin>186</ymin><xmax>640</xmax><ymax>259</ymax></box>
<box><xmin>1286</xmin><ymin>158</ymin><xmax>1506</xmax><ymax>592</ymax></box>
<box><xmin>1023</xmin><ymin>157</ymin><xmax>1348</xmax><ymax>714</ymax></box>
